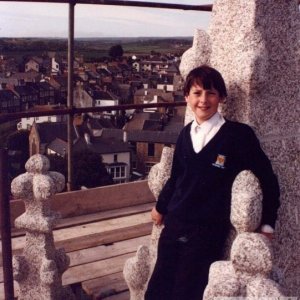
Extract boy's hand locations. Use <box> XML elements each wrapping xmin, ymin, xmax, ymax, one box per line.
<box><xmin>259</xmin><ymin>224</ymin><xmax>274</xmax><ymax>241</ymax></box>
<box><xmin>151</xmin><ymin>207</ymin><xmax>164</xmax><ymax>225</ymax></box>
<box><xmin>260</xmin><ymin>231</ymin><xmax>273</xmax><ymax>241</ymax></box>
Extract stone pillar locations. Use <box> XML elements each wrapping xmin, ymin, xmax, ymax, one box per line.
<box><xmin>123</xmin><ymin>147</ymin><xmax>174</xmax><ymax>300</ymax></box>
<box><xmin>180</xmin><ymin>0</ymin><xmax>300</xmax><ymax>295</ymax></box>
<box><xmin>11</xmin><ymin>154</ymin><xmax>75</xmax><ymax>300</ymax></box>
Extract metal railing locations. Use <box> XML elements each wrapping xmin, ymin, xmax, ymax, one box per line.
<box><xmin>0</xmin><ymin>1</ymin><xmax>211</xmax><ymax>299</ymax></box>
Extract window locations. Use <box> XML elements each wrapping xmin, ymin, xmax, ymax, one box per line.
<box><xmin>121</xmin><ymin>167</ymin><xmax>125</xmax><ymax>177</ymax></box>
<box><xmin>148</xmin><ymin>143</ymin><xmax>155</xmax><ymax>157</ymax></box>
<box><xmin>109</xmin><ymin>165</ymin><xmax>126</xmax><ymax>180</ymax></box>
<box><xmin>116</xmin><ymin>167</ymin><xmax>120</xmax><ymax>178</ymax></box>
<box><xmin>114</xmin><ymin>154</ymin><xmax>118</xmax><ymax>162</ymax></box>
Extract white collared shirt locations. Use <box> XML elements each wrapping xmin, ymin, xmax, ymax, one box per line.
<box><xmin>190</xmin><ymin>112</ymin><xmax>225</xmax><ymax>153</ymax></box>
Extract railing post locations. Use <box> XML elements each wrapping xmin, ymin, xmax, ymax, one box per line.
<box><xmin>67</xmin><ymin>1</ymin><xmax>75</xmax><ymax>191</ymax></box>
<box><xmin>0</xmin><ymin>148</ymin><xmax>14</xmax><ymax>300</ymax></box>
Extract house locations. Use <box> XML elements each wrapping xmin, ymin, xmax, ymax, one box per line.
<box><xmin>50</xmin><ymin>57</ymin><xmax>60</xmax><ymax>75</ymax></box>
<box><xmin>25</xmin><ymin>58</ymin><xmax>42</xmax><ymax>73</ymax></box>
<box><xmin>133</xmin><ymin>88</ymin><xmax>174</xmax><ymax>114</ymax></box>
<box><xmin>0</xmin><ymin>89</ymin><xmax>20</xmax><ymax>113</ymax></box>
<box><xmin>29</xmin><ymin>121</ymin><xmax>131</xmax><ymax>183</ymax></box>
<box><xmin>75</xmin><ymin>129</ymin><xmax>131</xmax><ymax>184</ymax></box>
<box><xmin>24</xmin><ymin>56</ymin><xmax>51</xmax><ymax>74</ymax></box>
<box><xmin>29</xmin><ymin>122</ymin><xmax>71</xmax><ymax>156</ymax></box>
<box><xmin>0</xmin><ymin>71</ymin><xmax>41</xmax><ymax>88</ymax></box>
<box><xmin>124</xmin><ymin>112</ymin><xmax>184</xmax><ymax>174</ymax></box>
<box><xmin>156</xmin><ymin>75</ymin><xmax>175</xmax><ymax>92</ymax></box>
<box><xmin>48</xmin><ymin>75</ymin><xmax>68</xmax><ymax>104</ymax></box>
<box><xmin>74</xmin><ymin>86</ymin><xmax>119</xmax><ymax>117</ymax></box>
<box><xmin>27</xmin><ymin>81</ymin><xmax>55</xmax><ymax>105</ymax></box>
<box><xmin>140</xmin><ymin>56</ymin><xmax>168</xmax><ymax>73</ymax></box>
<box><xmin>13</xmin><ymin>84</ymin><xmax>39</xmax><ymax>111</ymax></box>
<box><xmin>17</xmin><ymin>104</ymin><xmax>67</xmax><ymax>131</ymax></box>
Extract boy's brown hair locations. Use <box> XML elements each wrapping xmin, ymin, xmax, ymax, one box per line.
<box><xmin>183</xmin><ymin>65</ymin><xmax>227</xmax><ymax>98</ymax></box>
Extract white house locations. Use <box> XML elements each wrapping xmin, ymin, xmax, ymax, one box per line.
<box><xmin>17</xmin><ymin>106</ymin><xmax>67</xmax><ymax>130</ymax></box>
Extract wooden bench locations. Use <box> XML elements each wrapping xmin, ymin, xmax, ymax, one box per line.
<box><xmin>0</xmin><ymin>180</ymin><xmax>155</xmax><ymax>299</ymax></box>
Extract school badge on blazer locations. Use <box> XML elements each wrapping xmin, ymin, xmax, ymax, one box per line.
<box><xmin>212</xmin><ymin>154</ymin><xmax>226</xmax><ymax>169</ymax></box>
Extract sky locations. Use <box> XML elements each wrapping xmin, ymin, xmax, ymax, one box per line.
<box><xmin>0</xmin><ymin>0</ymin><xmax>213</xmax><ymax>38</ymax></box>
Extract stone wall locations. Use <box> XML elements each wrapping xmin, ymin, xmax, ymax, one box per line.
<box><xmin>181</xmin><ymin>0</ymin><xmax>300</xmax><ymax>295</ymax></box>
<box><xmin>207</xmin><ymin>1</ymin><xmax>300</xmax><ymax>295</ymax></box>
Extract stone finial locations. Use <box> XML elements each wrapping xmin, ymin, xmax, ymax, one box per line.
<box><xmin>123</xmin><ymin>246</ymin><xmax>150</xmax><ymax>300</ymax></box>
<box><xmin>204</xmin><ymin>233</ymin><xmax>283</xmax><ymax>299</ymax></box>
<box><xmin>231</xmin><ymin>170</ymin><xmax>263</xmax><ymax>233</ymax></box>
<box><xmin>231</xmin><ymin>233</ymin><xmax>273</xmax><ymax>277</ymax></box>
<box><xmin>246</xmin><ymin>277</ymin><xmax>283</xmax><ymax>297</ymax></box>
<box><xmin>11</xmin><ymin>154</ymin><xmax>75</xmax><ymax>300</ymax></box>
<box><xmin>147</xmin><ymin>147</ymin><xmax>174</xmax><ymax>199</ymax></box>
<box><xmin>124</xmin><ymin>147</ymin><xmax>174</xmax><ymax>300</ymax></box>
<box><xmin>179</xmin><ymin>29</ymin><xmax>212</xmax><ymax>126</ymax></box>
<box><xmin>179</xmin><ymin>28</ymin><xmax>211</xmax><ymax>80</ymax></box>
<box><xmin>204</xmin><ymin>170</ymin><xmax>283</xmax><ymax>299</ymax></box>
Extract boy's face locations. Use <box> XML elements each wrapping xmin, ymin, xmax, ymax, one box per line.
<box><xmin>185</xmin><ymin>83</ymin><xmax>224</xmax><ymax>124</ymax></box>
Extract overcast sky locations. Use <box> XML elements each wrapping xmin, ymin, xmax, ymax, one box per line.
<box><xmin>0</xmin><ymin>0</ymin><xmax>213</xmax><ymax>38</ymax></box>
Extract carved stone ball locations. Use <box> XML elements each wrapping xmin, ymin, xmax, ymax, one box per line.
<box><xmin>49</xmin><ymin>171</ymin><xmax>65</xmax><ymax>194</ymax></box>
<box><xmin>231</xmin><ymin>232</ymin><xmax>273</xmax><ymax>276</ymax></box>
<box><xmin>207</xmin><ymin>261</ymin><xmax>235</xmax><ymax>284</ymax></box>
<box><xmin>11</xmin><ymin>173</ymin><xmax>34</xmax><ymax>200</ymax></box>
<box><xmin>246</xmin><ymin>277</ymin><xmax>284</xmax><ymax>297</ymax></box>
<box><xmin>203</xmin><ymin>276</ymin><xmax>240</xmax><ymax>299</ymax></box>
<box><xmin>25</xmin><ymin>154</ymin><xmax>50</xmax><ymax>174</ymax></box>
<box><xmin>231</xmin><ymin>170</ymin><xmax>263</xmax><ymax>233</ymax></box>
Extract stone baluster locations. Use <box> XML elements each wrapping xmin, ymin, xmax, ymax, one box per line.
<box><xmin>11</xmin><ymin>154</ymin><xmax>75</xmax><ymax>300</ymax></box>
<box><xmin>123</xmin><ymin>147</ymin><xmax>174</xmax><ymax>300</ymax></box>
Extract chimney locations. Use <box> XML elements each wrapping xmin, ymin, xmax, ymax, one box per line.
<box><xmin>84</xmin><ymin>133</ymin><xmax>91</xmax><ymax>144</ymax></box>
<box><xmin>123</xmin><ymin>130</ymin><xmax>128</xmax><ymax>143</ymax></box>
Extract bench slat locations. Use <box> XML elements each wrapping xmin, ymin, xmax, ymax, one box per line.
<box><xmin>10</xmin><ymin>202</ymin><xmax>154</xmax><ymax>238</ymax></box>
<box><xmin>82</xmin><ymin>272</ymin><xmax>127</xmax><ymax>299</ymax></box>
<box><xmin>63</xmin><ymin>252</ymin><xmax>134</xmax><ymax>286</ymax></box>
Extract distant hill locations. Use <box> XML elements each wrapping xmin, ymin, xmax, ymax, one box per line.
<box><xmin>0</xmin><ymin>37</ymin><xmax>193</xmax><ymax>60</ymax></box>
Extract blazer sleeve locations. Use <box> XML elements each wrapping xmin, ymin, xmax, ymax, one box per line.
<box><xmin>237</xmin><ymin>125</ymin><xmax>280</xmax><ymax>228</ymax></box>
<box><xmin>155</xmin><ymin>132</ymin><xmax>184</xmax><ymax>215</ymax></box>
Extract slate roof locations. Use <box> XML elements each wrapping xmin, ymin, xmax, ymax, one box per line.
<box><xmin>74</xmin><ymin>131</ymin><xmax>130</xmax><ymax>155</ymax></box>
<box><xmin>0</xmin><ymin>90</ymin><xmax>18</xmax><ymax>100</ymax></box>
<box><xmin>47</xmin><ymin>138</ymin><xmax>68</xmax><ymax>156</ymax></box>
<box><xmin>14</xmin><ymin>85</ymin><xmax>38</xmax><ymax>97</ymax></box>
<box><xmin>127</xmin><ymin>130</ymin><xmax>179</xmax><ymax>144</ymax></box>
<box><xmin>96</xmin><ymin>68</ymin><xmax>111</xmax><ymax>76</ymax></box>
<box><xmin>27</xmin><ymin>81</ymin><xmax>54</xmax><ymax>92</ymax></box>
<box><xmin>10</xmin><ymin>71</ymin><xmax>41</xmax><ymax>81</ymax></box>
<box><xmin>35</xmin><ymin>122</ymin><xmax>69</xmax><ymax>144</ymax></box>
<box><xmin>34</xmin><ymin>121</ymin><xmax>129</xmax><ymax>155</ymax></box>
<box><xmin>124</xmin><ymin>112</ymin><xmax>184</xmax><ymax>144</ymax></box>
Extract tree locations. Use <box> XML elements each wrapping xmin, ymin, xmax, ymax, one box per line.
<box><xmin>73</xmin><ymin>150</ymin><xmax>113</xmax><ymax>189</ymax></box>
<box><xmin>108</xmin><ymin>44</ymin><xmax>124</xmax><ymax>59</ymax></box>
<box><xmin>48</xmin><ymin>150</ymin><xmax>113</xmax><ymax>190</ymax></box>
<box><xmin>6</xmin><ymin>130</ymin><xmax>30</xmax><ymax>175</ymax></box>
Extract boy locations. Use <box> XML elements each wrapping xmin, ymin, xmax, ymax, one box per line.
<box><xmin>145</xmin><ymin>65</ymin><xmax>280</xmax><ymax>300</ymax></box>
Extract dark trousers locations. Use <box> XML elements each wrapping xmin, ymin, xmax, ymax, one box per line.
<box><xmin>145</xmin><ymin>220</ymin><xmax>229</xmax><ymax>300</ymax></box>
